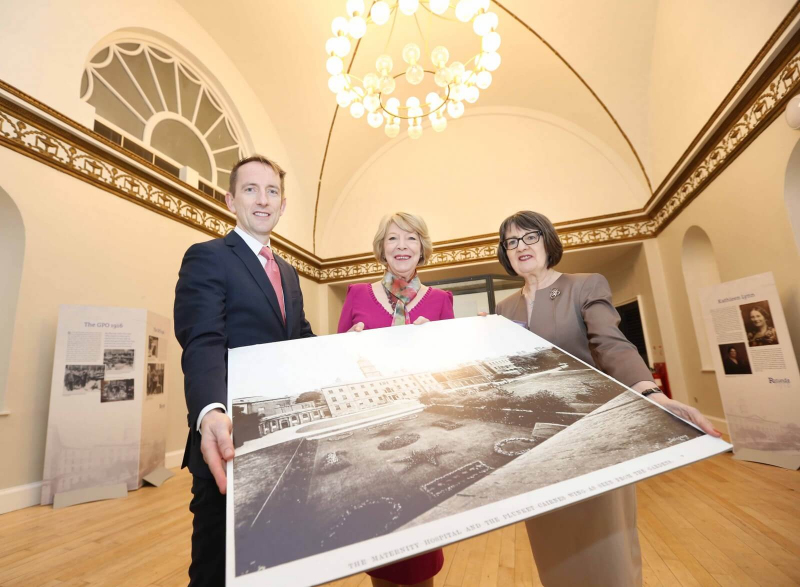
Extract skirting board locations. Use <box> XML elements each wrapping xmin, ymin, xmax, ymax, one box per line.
<box><xmin>165</xmin><ymin>449</ymin><xmax>183</xmax><ymax>469</ymax></box>
<box><xmin>1</xmin><ymin>451</ymin><xmax>184</xmax><ymax>515</ymax></box>
<box><xmin>0</xmin><ymin>481</ymin><xmax>42</xmax><ymax>515</ymax></box>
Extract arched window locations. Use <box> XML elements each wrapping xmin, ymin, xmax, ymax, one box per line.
<box><xmin>785</xmin><ymin>138</ymin><xmax>800</xmax><ymax>253</ymax></box>
<box><xmin>81</xmin><ymin>40</ymin><xmax>246</xmax><ymax>198</ymax></box>
<box><xmin>681</xmin><ymin>226</ymin><xmax>721</xmax><ymax>371</ymax></box>
<box><xmin>0</xmin><ymin>187</ymin><xmax>25</xmax><ymax>412</ymax></box>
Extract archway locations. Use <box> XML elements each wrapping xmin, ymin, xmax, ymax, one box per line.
<box><xmin>0</xmin><ymin>187</ymin><xmax>25</xmax><ymax>411</ymax></box>
<box><xmin>785</xmin><ymin>138</ymin><xmax>800</xmax><ymax>252</ymax></box>
<box><xmin>681</xmin><ymin>226</ymin><xmax>721</xmax><ymax>371</ymax></box>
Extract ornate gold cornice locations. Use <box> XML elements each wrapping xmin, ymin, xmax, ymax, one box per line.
<box><xmin>1</xmin><ymin>33</ymin><xmax>798</xmax><ymax>283</ymax></box>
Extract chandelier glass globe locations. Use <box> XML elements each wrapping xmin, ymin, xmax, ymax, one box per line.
<box><xmin>326</xmin><ymin>56</ymin><xmax>344</xmax><ymax>75</ymax></box>
<box><xmin>402</xmin><ymin>43</ymin><xmax>421</xmax><ymax>65</ymax></box>
<box><xmin>476</xmin><ymin>70</ymin><xmax>492</xmax><ymax>89</ymax></box>
<box><xmin>331</xmin><ymin>16</ymin><xmax>349</xmax><ymax>35</ymax></box>
<box><xmin>379</xmin><ymin>76</ymin><xmax>396</xmax><ymax>94</ymax></box>
<box><xmin>482</xmin><ymin>31</ymin><xmax>501</xmax><ymax>53</ymax></box>
<box><xmin>336</xmin><ymin>91</ymin><xmax>353</xmax><ymax>108</ymax></box>
<box><xmin>431</xmin><ymin>46</ymin><xmax>449</xmax><ymax>68</ymax></box>
<box><xmin>398</xmin><ymin>0</ymin><xmax>419</xmax><ymax>16</ymax></box>
<box><xmin>406</xmin><ymin>64</ymin><xmax>425</xmax><ymax>85</ymax></box>
<box><xmin>363</xmin><ymin>94</ymin><xmax>381</xmax><ymax>112</ymax></box>
<box><xmin>447</xmin><ymin>100</ymin><xmax>465</xmax><ymax>118</ymax></box>
<box><xmin>349</xmin><ymin>16</ymin><xmax>367</xmax><ymax>39</ymax></box>
<box><xmin>350</xmin><ymin>102</ymin><xmax>365</xmax><ymax>118</ymax></box>
<box><xmin>376</xmin><ymin>54</ymin><xmax>393</xmax><ymax>75</ymax></box>
<box><xmin>363</xmin><ymin>73</ymin><xmax>380</xmax><ymax>92</ymax></box>
<box><xmin>385</xmin><ymin>97</ymin><xmax>401</xmax><ymax>116</ymax></box>
<box><xmin>370</xmin><ymin>1</ymin><xmax>391</xmax><ymax>25</ymax></box>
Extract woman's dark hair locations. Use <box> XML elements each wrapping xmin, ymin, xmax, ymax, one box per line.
<box><xmin>497</xmin><ymin>211</ymin><xmax>564</xmax><ymax>276</ymax></box>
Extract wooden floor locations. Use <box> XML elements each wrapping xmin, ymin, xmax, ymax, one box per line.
<box><xmin>1</xmin><ymin>451</ymin><xmax>797</xmax><ymax>586</ymax></box>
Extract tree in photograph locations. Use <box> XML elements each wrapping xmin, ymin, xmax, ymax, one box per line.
<box><xmin>296</xmin><ymin>391</ymin><xmax>325</xmax><ymax>406</ymax></box>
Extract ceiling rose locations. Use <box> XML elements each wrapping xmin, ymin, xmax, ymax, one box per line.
<box><xmin>326</xmin><ymin>0</ymin><xmax>501</xmax><ymax>139</ymax></box>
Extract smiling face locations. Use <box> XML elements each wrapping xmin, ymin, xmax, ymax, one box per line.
<box><xmin>383</xmin><ymin>222</ymin><xmax>421</xmax><ymax>279</ymax></box>
<box><xmin>225</xmin><ymin>161</ymin><xmax>286</xmax><ymax>243</ymax></box>
<box><xmin>504</xmin><ymin>223</ymin><xmax>549</xmax><ymax>277</ymax></box>
<box><xmin>750</xmin><ymin>309</ymin><xmax>766</xmax><ymax>329</ymax></box>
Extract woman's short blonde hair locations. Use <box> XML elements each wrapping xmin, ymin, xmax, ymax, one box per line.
<box><xmin>373</xmin><ymin>212</ymin><xmax>434</xmax><ymax>266</ymax></box>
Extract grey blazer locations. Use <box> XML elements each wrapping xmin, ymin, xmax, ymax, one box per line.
<box><xmin>495</xmin><ymin>273</ymin><xmax>653</xmax><ymax>387</ymax></box>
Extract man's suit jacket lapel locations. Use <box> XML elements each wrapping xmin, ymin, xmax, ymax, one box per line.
<box><xmin>225</xmin><ymin>231</ymin><xmax>286</xmax><ymax>330</ymax></box>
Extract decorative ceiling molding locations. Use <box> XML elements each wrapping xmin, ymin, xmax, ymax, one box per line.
<box><xmin>0</xmin><ymin>34</ymin><xmax>798</xmax><ymax>283</ymax></box>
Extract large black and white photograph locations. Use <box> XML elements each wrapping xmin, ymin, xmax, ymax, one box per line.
<box><xmin>148</xmin><ymin>335</ymin><xmax>159</xmax><ymax>360</ymax></box>
<box><xmin>146</xmin><ymin>363</ymin><xmax>164</xmax><ymax>396</ymax></box>
<box><xmin>103</xmin><ymin>348</ymin><xmax>135</xmax><ymax>374</ymax></box>
<box><xmin>101</xmin><ymin>378</ymin><xmax>134</xmax><ymax>402</ymax></box>
<box><xmin>63</xmin><ymin>364</ymin><xmax>104</xmax><ymax>395</ymax></box>
<box><xmin>226</xmin><ymin>316</ymin><xmax>730</xmax><ymax>586</ymax></box>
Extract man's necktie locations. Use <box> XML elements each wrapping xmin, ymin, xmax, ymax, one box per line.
<box><xmin>259</xmin><ymin>246</ymin><xmax>285</xmax><ymax>323</ymax></box>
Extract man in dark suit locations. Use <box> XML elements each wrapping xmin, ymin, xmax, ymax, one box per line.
<box><xmin>174</xmin><ymin>155</ymin><xmax>314</xmax><ymax>586</ymax></box>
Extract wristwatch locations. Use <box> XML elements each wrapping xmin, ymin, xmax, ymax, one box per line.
<box><xmin>641</xmin><ymin>388</ymin><xmax>664</xmax><ymax>398</ymax></box>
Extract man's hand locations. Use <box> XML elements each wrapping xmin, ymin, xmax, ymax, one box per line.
<box><xmin>348</xmin><ymin>322</ymin><xmax>365</xmax><ymax>332</ymax></box>
<box><xmin>200</xmin><ymin>409</ymin><xmax>234</xmax><ymax>494</ymax></box>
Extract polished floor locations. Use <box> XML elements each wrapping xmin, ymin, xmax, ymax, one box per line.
<box><xmin>0</xmin><ymin>451</ymin><xmax>798</xmax><ymax>586</ymax></box>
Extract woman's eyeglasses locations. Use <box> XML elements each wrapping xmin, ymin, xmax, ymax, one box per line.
<box><xmin>501</xmin><ymin>230</ymin><xmax>542</xmax><ymax>250</ymax></box>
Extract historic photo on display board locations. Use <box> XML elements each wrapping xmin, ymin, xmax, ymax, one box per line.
<box><xmin>740</xmin><ymin>300</ymin><xmax>779</xmax><ymax>347</ymax></box>
<box><xmin>226</xmin><ymin>316</ymin><xmax>731</xmax><ymax>586</ymax></box>
<box><xmin>718</xmin><ymin>343</ymin><xmax>752</xmax><ymax>375</ymax></box>
<box><xmin>103</xmin><ymin>349</ymin><xmax>135</xmax><ymax>374</ymax></box>
<box><xmin>148</xmin><ymin>336</ymin><xmax>159</xmax><ymax>359</ymax></box>
<box><xmin>147</xmin><ymin>363</ymin><xmax>164</xmax><ymax>396</ymax></box>
<box><xmin>101</xmin><ymin>378</ymin><xmax>134</xmax><ymax>402</ymax></box>
<box><xmin>63</xmin><ymin>364</ymin><xmax>104</xmax><ymax>395</ymax></box>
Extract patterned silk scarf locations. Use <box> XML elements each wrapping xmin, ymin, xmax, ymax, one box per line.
<box><xmin>382</xmin><ymin>271</ymin><xmax>422</xmax><ymax>326</ymax></box>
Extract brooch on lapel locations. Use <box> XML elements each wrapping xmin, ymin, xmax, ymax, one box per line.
<box><xmin>550</xmin><ymin>288</ymin><xmax>561</xmax><ymax>300</ymax></box>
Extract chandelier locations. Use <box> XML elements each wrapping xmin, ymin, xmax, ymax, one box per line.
<box><xmin>326</xmin><ymin>0</ymin><xmax>501</xmax><ymax>139</ymax></box>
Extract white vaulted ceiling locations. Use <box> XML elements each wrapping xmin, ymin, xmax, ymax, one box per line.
<box><xmin>176</xmin><ymin>0</ymin><xmax>795</xmax><ymax>256</ymax></box>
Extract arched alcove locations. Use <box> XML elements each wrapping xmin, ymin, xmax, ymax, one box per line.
<box><xmin>0</xmin><ymin>187</ymin><xmax>25</xmax><ymax>411</ymax></box>
<box><xmin>681</xmin><ymin>226</ymin><xmax>721</xmax><ymax>371</ymax></box>
<box><xmin>785</xmin><ymin>137</ymin><xmax>800</xmax><ymax>253</ymax></box>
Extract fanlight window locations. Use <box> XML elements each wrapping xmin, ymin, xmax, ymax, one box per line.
<box><xmin>81</xmin><ymin>41</ymin><xmax>245</xmax><ymax>196</ymax></box>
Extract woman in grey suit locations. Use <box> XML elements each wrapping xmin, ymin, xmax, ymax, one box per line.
<box><xmin>495</xmin><ymin>210</ymin><xmax>720</xmax><ymax>587</ymax></box>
